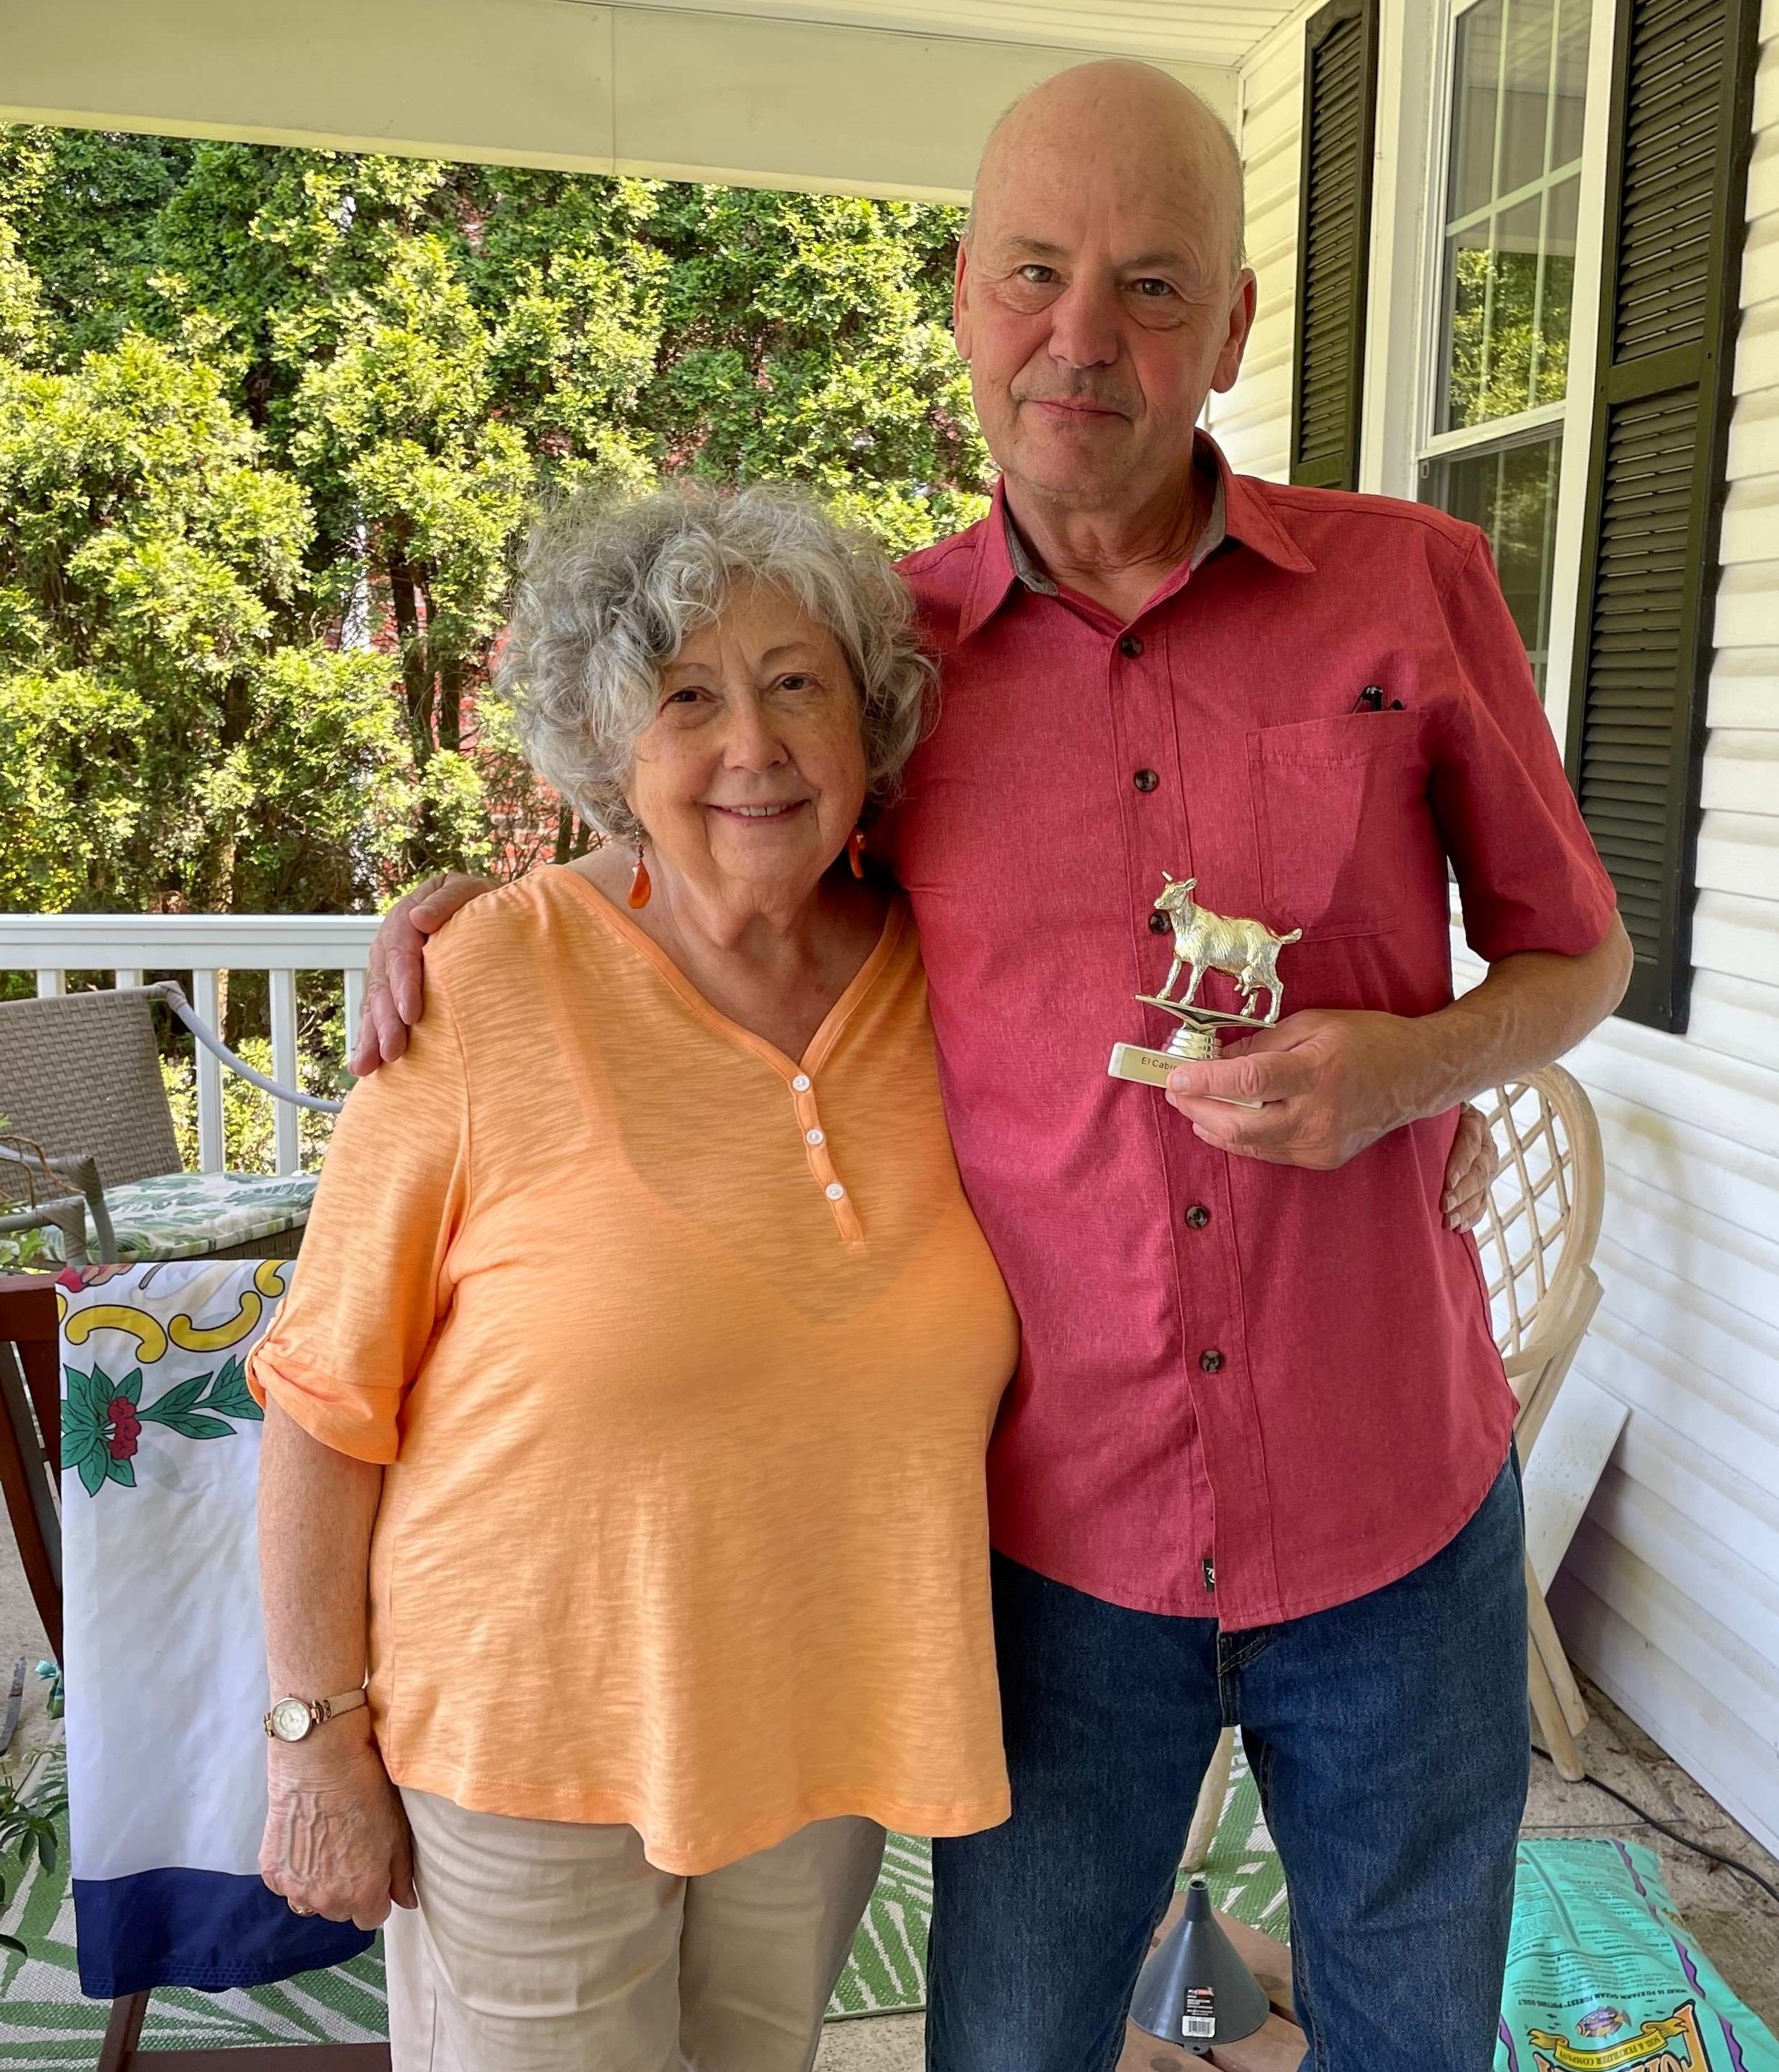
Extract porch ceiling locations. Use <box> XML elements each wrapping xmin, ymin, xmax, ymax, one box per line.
<box><xmin>0</xmin><ymin>0</ymin><xmax>1268</xmax><ymax>206</ymax></box>
<box><xmin>625</xmin><ymin>1</ymin><xmax>1300</xmax><ymax>69</ymax></box>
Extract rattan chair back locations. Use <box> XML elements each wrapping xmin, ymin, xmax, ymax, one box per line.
<box><xmin>0</xmin><ymin>989</ymin><xmax>181</xmax><ymax>1189</ymax></box>
<box><xmin>1473</xmin><ymin>1064</ymin><xmax>1606</xmax><ymax>1450</ymax></box>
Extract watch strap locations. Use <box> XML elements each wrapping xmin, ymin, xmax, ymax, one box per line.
<box><xmin>312</xmin><ymin>1688</ymin><xmax>367</xmax><ymax>1725</ymax></box>
<box><xmin>264</xmin><ymin>1687</ymin><xmax>368</xmax><ymax>1740</ymax></box>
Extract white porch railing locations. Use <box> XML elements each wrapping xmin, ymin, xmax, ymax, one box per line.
<box><xmin>0</xmin><ymin>915</ymin><xmax>379</xmax><ymax>1176</ymax></box>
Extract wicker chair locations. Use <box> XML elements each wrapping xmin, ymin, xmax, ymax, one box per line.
<box><xmin>0</xmin><ymin>984</ymin><xmax>336</xmax><ymax>1265</ymax></box>
<box><xmin>0</xmin><ymin>1132</ymin><xmax>91</xmax><ymax>1263</ymax></box>
<box><xmin>1471</xmin><ymin>1064</ymin><xmax>1604</xmax><ymax>1782</ymax></box>
<box><xmin>1181</xmin><ymin>1065</ymin><xmax>1609</xmax><ymax>1867</ymax></box>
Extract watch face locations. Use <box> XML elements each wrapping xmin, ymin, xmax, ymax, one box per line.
<box><xmin>270</xmin><ymin>1698</ymin><xmax>312</xmax><ymax>1742</ymax></box>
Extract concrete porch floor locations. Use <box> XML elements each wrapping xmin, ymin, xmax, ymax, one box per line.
<box><xmin>0</xmin><ymin>1541</ymin><xmax>1769</xmax><ymax>2067</ymax></box>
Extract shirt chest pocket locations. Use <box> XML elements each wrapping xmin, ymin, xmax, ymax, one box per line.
<box><xmin>1247</xmin><ymin>713</ymin><xmax>1422</xmax><ymax>940</ymax></box>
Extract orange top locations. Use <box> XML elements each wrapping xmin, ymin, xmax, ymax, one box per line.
<box><xmin>249</xmin><ymin>869</ymin><xmax>1018</xmax><ymax>1872</ymax></box>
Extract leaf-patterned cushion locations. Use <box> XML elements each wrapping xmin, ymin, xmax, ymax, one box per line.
<box><xmin>39</xmin><ymin>1171</ymin><xmax>316</xmax><ymax>1264</ymax></box>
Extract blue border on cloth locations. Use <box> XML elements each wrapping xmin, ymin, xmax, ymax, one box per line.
<box><xmin>73</xmin><ymin>1867</ymin><xmax>373</xmax><ymax>1998</ymax></box>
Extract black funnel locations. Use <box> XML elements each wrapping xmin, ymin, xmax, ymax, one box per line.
<box><xmin>1129</xmin><ymin>1875</ymin><xmax>1271</xmax><ymax>2056</ymax></box>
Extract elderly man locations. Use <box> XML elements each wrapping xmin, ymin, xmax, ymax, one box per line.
<box><xmin>356</xmin><ymin>61</ymin><xmax>1630</xmax><ymax>2072</ymax></box>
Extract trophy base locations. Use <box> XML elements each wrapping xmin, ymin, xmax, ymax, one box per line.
<box><xmin>1108</xmin><ymin>1040</ymin><xmax>1208</xmax><ymax>1087</ymax></box>
<box><xmin>1108</xmin><ymin>1013</ymin><xmax>1263</xmax><ymax>1108</ymax></box>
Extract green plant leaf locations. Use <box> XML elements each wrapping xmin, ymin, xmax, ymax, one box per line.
<box><xmin>61</xmin><ymin>1387</ymin><xmax>102</xmax><ymax>1436</ymax></box>
<box><xmin>85</xmin><ymin>1366</ymin><xmax>117</xmax><ymax>1421</ymax></box>
<box><xmin>34</xmin><ymin>1828</ymin><xmax>55</xmax><ymax>1872</ymax></box>
<box><xmin>105</xmin><ymin>1452</ymin><xmax>136</xmax><ymax>1488</ymax></box>
<box><xmin>117</xmin><ymin>1367</ymin><xmax>143</xmax><ymax>1406</ymax></box>
<box><xmin>143</xmin><ymin>1411</ymin><xmax>233</xmax><ymax>1441</ymax></box>
<box><xmin>75</xmin><ymin>1447</ymin><xmax>107</xmax><ymax>1498</ymax></box>
<box><xmin>64</xmin><ymin>1365</ymin><xmax>109</xmax><ymax>1427</ymax></box>
<box><xmin>141</xmin><ymin>1374</ymin><xmax>209</xmax><ymax>1421</ymax></box>
<box><xmin>61</xmin><ymin>1421</ymin><xmax>102</xmax><ymax>1472</ymax></box>
<box><xmin>204</xmin><ymin>1356</ymin><xmax>260</xmax><ymax>1421</ymax></box>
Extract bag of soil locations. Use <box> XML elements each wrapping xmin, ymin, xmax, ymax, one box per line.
<box><xmin>1497</xmin><ymin>1839</ymin><xmax>1778</xmax><ymax>2072</ymax></box>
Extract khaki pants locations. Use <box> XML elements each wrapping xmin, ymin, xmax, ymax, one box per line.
<box><xmin>386</xmin><ymin>1789</ymin><xmax>886</xmax><ymax>2072</ymax></box>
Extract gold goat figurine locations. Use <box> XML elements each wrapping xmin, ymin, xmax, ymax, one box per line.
<box><xmin>1150</xmin><ymin>875</ymin><xmax>1303</xmax><ymax>1028</ymax></box>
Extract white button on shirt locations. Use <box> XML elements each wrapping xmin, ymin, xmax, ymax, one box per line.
<box><xmin>791</xmin><ymin>1074</ymin><xmax>812</xmax><ymax>1092</ymax></box>
<box><xmin>806</xmin><ymin>1129</ymin><xmax>825</xmax><ymax>1145</ymax></box>
<box><xmin>825</xmin><ymin>1183</ymin><xmax>846</xmax><ymax>1201</ymax></box>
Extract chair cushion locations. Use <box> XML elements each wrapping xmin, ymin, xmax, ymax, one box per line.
<box><xmin>41</xmin><ymin>1171</ymin><xmax>317</xmax><ymax>1264</ymax></box>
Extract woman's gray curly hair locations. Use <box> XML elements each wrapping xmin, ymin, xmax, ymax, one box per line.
<box><xmin>497</xmin><ymin>482</ymin><xmax>936</xmax><ymax>844</ymax></box>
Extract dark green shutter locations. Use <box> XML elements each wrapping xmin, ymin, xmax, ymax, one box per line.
<box><xmin>1566</xmin><ymin>0</ymin><xmax>1761</xmax><ymax>1031</ymax></box>
<box><xmin>1289</xmin><ymin>0</ymin><xmax>1380</xmax><ymax>491</ymax></box>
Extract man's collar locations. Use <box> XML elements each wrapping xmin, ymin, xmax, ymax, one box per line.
<box><xmin>1000</xmin><ymin>506</ymin><xmax>1059</xmax><ymax>596</ymax></box>
<box><xmin>1216</xmin><ymin>437</ymin><xmax>1316</xmax><ymax>577</ymax></box>
<box><xmin>958</xmin><ymin>430</ymin><xmax>1316</xmax><ymax>641</ymax></box>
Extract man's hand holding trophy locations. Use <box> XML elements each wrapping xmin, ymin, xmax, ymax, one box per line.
<box><xmin>1112</xmin><ymin>872</ymin><xmax>1470</xmax><ymax>1174</ymax></box>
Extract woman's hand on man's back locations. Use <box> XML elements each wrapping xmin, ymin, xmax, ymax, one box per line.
<box><xmin>352</xmin><ymin>873</ymin><xmax>497</xmax><ymax>1076</ymax></box>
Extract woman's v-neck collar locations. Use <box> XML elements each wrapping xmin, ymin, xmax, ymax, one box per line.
<box><xmin>549</xmin><ymin>864</ymin><xmax>907</xmax><ymax>1081</ymax></box>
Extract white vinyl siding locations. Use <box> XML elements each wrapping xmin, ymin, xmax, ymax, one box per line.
<box><xmin>1212</xmin><ymin>0</ymin><xmax>1779</xmax><ymax>1854</ymax></box>
<box><xmin>1207</xmin><ymin>6</ymin><xmax>1314</xmax><ymax>477</ymax></box>
<box><xmin>1541</xmin><ymin>0</ymin><xmax>1779</xmax><ymax>1856</ymax></box>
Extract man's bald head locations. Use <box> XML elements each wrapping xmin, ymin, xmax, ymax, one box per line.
<box><xmin>971</xmin><ymin>61</ymin><xmax>1245</xmax><ymax>281</ymax></box>
<box><xmin>950</xmin><ymin>57</ymin><xmax>1258</xmax><ymax>525</ymax></box>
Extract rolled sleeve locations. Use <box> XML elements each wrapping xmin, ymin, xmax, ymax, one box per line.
<box><xmin>247</xmin><ymin>973</ymin><xmax>471</xmax><ymax>1463</ymax></box>
<box><xmin>1431</xmin><ymin>531</ymin><xmax>1619</xmax><ymax>964</ymax></box>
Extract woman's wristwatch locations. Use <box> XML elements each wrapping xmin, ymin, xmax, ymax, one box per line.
<box><xmin>263</xmin><ymin>1689</ymin><xmax>368</xmax><ymax>1743</ymax></box>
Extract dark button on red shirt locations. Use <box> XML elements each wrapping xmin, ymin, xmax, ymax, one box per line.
<box><xmin>879</xmin><ymin>435</ymin><xmax>1617</xmax><ymax>1628</ymax></box>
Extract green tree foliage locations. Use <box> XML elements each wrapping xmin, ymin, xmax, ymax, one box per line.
<box><xmin>0</xmin><ymin>327</ymin><xmax>413</xmax><ymax>911</ymax></box>
<box><xmin>0</xmin><ymin>127</ymin><xmax>987</xmax><ymax>914</ymax></box>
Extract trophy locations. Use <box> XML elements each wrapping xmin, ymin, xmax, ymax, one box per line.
<box><xmin>1108</xmin><ymin>875</ymin><xmax>1302</xmax><ymax>1094</ymax></box>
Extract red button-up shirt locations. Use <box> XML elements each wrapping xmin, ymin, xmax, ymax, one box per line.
<box><xmin>877</xmin><ymin>436</ymin><xmax>1617</xmax><ymax>1628</ymax></box>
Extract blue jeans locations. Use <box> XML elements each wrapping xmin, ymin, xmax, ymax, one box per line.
<box><xmin>926</xmin><ymin>1454</ymin><xmax>1528</xmax><ymax>2072</ymax></box>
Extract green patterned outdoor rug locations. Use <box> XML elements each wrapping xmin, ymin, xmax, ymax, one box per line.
<box><xmin>1182</xmin><ymin>1735</ymin><xmax>1289</xmax><ymax>1937</ymax></box>
<box><xmin>0</xmin><ymin>1747</ymin><xmax>1283</xmax><ymax>2058</ymax></box>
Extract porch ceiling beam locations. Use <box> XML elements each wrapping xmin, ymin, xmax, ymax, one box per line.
<box><xmin>0</xmin><ymin>0</ymin><xmax>1236</xmax><ymax>203</ymax></box>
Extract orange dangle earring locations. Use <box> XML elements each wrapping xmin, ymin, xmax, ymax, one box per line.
<box><xmin>847</xmin><ymin>827</ymin><xmax>867</xmax><ymax>879</ymax></box>
<box><xmin>627</xmin><ymin>839</ymin><xmax>652</xmax><ymax>910</ymax></box>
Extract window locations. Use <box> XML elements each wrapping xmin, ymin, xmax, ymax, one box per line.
<box><xmin>1419</xmin><ymin>0</ymin><xmax>1591</xmax><ymax>689</ymax></box>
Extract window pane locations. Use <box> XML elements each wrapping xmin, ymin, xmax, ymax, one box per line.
<box><xmin>1551</xmin><ymin>0</ymin><xmax>1590</xmax><ymax>168</ymax></box>
<box><xmin>1424</xmin><ymin>433</ymin><xmax>1563</xmax><ymax>689</ymax></box>
<box><xmin>1435</xmin><ymin>0</ymin><xmax>1590</xmax><ymax>430</ymax></box>
<box><xmin>1496</xmin><ymin>193</ymin><xmax>1546</xmax><ymax>414</ymax></box>
<box><xmin>1535</xmin><ymin>174</ymin><xmax>1580</xmax><ymax>405</ymax></box>
<box><xmin>1445</xmin><ymin>221</ymin><xmax>1492</xmax><ymax>430</ymax></box>
<box><xmin>1443</xmin><ymin>193</ymin><xmax>1539</xmax><ymax>428</ymax></box>
<box><xmin>1497</xmin><ymin>0</ymin><xmax>1557</xmax><ymax>198</ymax></box>
<box><xmin>1449</xmin><ymin>0</ymin><xmax>1505</xmax><ymax>221</ymax></box>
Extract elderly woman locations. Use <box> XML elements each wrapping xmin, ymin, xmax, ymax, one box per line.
<box><xmin>248</xmin><ymin>485</ymin><xmax>1020</xmax><ymax>2072</ymax></box>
